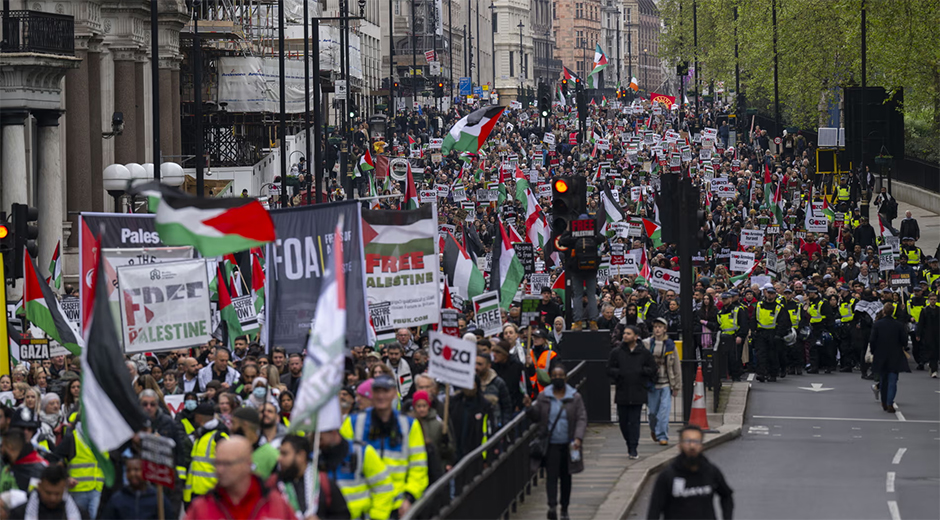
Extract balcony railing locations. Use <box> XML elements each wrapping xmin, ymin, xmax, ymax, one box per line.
<box><xmin>1</xmin><ymin>10</ymin><xmax>75</xmax><ymax>56</ymax></box>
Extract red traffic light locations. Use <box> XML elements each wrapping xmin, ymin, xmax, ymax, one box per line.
<box><xmin>438</xmin><ymin>82</ymin><xmax>444</xmax><ymax>88</ymax></box>
<box><xmin>0</xmin><ymin>225</ymin><xmax>7</xmax><ymax>239</ymax></box>
<box><xmin>554</xmin><ymin>179</ymin><xmax>569</xmax><ymax>193</ymax></box>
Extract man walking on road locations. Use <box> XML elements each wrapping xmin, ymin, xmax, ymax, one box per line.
<box><xmin>607</xmin><ymin>326</ymin><xmax>657</xmax><ymax>459</ymax></box>
<box><xmin>647</xmin><ymin>425</ymin><xmax>734</xmax><ymax>520</ymax></box>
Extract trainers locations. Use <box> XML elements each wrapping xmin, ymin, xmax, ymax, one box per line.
<box><xmin>628</xmin><ymin>453</ymin><xmax>639</xmax><ymax>460</ymax></box>
<box><xmin>871</xmin><ymin>383</ymin><xmax>880</xmax><ymax>401</ymax></box>
<box><xmin>931</xmin><ymin>371</ymin><xmax>937</xmax><ymax>379</ymax></box>
<box><xmin>589</xmin><ymin>320</ymin><xmax>599</xmax><ymax>331</ymax></box>
<box><xmin>560</xmin><ymin>508</ymin><xmax>570</xmax><ymax>520</ymax></box>
<box><xmin>659</xmin><ymin>440</ymin><xmax>668</xmax><ymax>446</ymax></box>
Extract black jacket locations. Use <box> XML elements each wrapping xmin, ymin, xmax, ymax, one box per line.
<box><xmin>448</xmin><ymin>392</ymin><xmax>495</xmax><ymax>459</ymax></box>
<box><xmin>99</xmin><ymin>485</ymin><xmax>173</xmax><ymax>519</ymax></box>
<box><xmin>492</xmin><ymin>357</ymin><xmax>528</xmax><ymax>412</ymax></box>
<box><xmin>647</xmin><ymin>454</ymin><xmax>734</xmax><ymax>520</ymax></box>
<box><xmin>607</xmin><ymin>343</ymin><xmax>658</xmax><ymax>406</ymax></box>
<box><xmin>899</xmin><ymin>218</ymin><xmax>920</xmax><ymax>241</ymax></box>
<box><xmin>870</xmin><ymin>316</ymin><xmax>911</xmax><ymax>375</ymax></box>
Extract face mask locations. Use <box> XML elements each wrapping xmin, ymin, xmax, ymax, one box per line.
<box><xmin>184</xmin><ymin>400</ymin><xmax>197</xmax><ymax>411</ymax></box>
<box><xmin>551</xmin><ymin>378</ymin><xmax>565</xmax><ymax>390</ymax></box>
<box><xmin>253</xmin><ymin>387</ymin><xmax>267</xmax><ymax>399</ymax></box>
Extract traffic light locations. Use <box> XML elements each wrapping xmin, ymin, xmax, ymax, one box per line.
<box><xmin>538</xmin><ymin>83</ymin><xmax>550</xmax><ymax>118</ymax></box>
<box><xmin>576</xmin><ymin>87</ymin><xmax>587</xmax><ymax>123</ymax></box>
<box><xmin>550</xmin><ymin>176</ymin><xmax>586</xmax><ymax>236</ymax></box>
<box><xmin>561</xmin><ymin>78</ymin><xmax>569</xmax><ymax>97</ymax></box>
<box><xmin>348</xmin><ymin>101</ymin><xmax>358</xmax><ymax>119</ymax></box>
<box><xmin>11</xmin><ymin>203</ymin><xmax>38</xmax><ymax>280</ymax></box>
<box><xmin>435</xmin><ymin>82</ymin><xmax>444</xmax><ymax>98</ymax></box>
<box><xmin>0</xmin><ymin>212</ymin><xmax>12</xmax><ymax>280</ymax></box>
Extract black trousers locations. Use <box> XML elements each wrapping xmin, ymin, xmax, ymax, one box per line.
<box><xmin>754</xmin><ymin>330</ymin><xmax>778</xmax><ymax>377</ymax></box>
<box><xmin>809</xmin><ymin>327</ymin><xmax>836</xmax><ymax>370</ymax></box>
<box><xmin>837</xmin><ymin>324</ymin><xmax>855</xmax><ymax>368</ymax></box>
<box><xmin>617</xmin><ymin>404</ymin><xmax>643</xmax><ymax>455</ymax></box>
<box><xmin>722</xmin><ymin>335</ymin><xmax>744</xmax><ymax>379</ymax></box>
<box><xmin>545</xmin><ymin>444</ymin><xmax>572</xmax><ymax>509</ymax></box>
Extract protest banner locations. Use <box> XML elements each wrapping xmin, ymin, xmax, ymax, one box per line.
<box><xmin>117</xmin><ymin>259</ymin><xmax>212</xmax><ymax>353</ymax></box>
<box><xmin>650</xmin><ymin>267</ymin><xmax>681</xmax><ymax>293</ymax></box>
<box><xmin>889</xmin><ymin>273</ymin><xmax>911</xmax><ymax>289</ymax></box>
<box><xmin>740</xmin><ymin>229</ymin><xmax>764</xmax><ymax>248</ymax></box>
<box><xmin>419</xmin><ymin>190</ymin><xmax>437</xmax><ymax>204</ymax></box>
<box><xmin>879</xmin><ymin>244</ymin><xmax>895</xmax><ymax>271</ymax></box>
<box><xmin>362</xmin><ymin>205</ymin><xmax>441</xmax><ymax>330</ymax></box>
<box><xmin>529</xmin><ymin>273</ymin><xmax>551</xmax><ymax>295</ymax></box>
<box><xmin>513</xmin><ymin>243</ymin><xmax>535</xmax><ymax>274</ymax></box>
<box><xmin>520</xmin><ymin>296</ymin><xmax>541</xmax><ymax>325</ymax></box>
<box><xmin>730</xmin><ymin>251</ymin><xmax>755</xmax><ymax>273</ymax></box>
<box><xmin>231</xmin><ymin>295</ymin><xmax>259</xmax><ymax>332</ymax></box>
<box><xmin>805</xmin><ymin>213</ymin><xmax>828</xmax><ymax>233</ymax></box>
<box><xmin>266</xmin><ymin>201</ymin><xmax>369</xmax><ymax>352</ymax></box>
<box><xmin>472</xmin><ymin>291</ymin><xmax>502</xmax><ymax>337</ymax></box>
<box><xmin>428</xmin><ymin>330</ymin><xmax>476</xmax><ymax>389</ymax></box>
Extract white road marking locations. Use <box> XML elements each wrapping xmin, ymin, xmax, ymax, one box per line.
<box><xmin>853</xmin><ymin>435</ymin><xmax>863</xmax><ymax>438</ymax></box>
<box><xmin>852</xmin><ymin>427</ymin><xmax>862</xmax><ymax>430</ymax></box>
<box><xmin>747</xmin><ymin>373</ymin><xmax>756</xmax><ymax>382</ymax></box>
<box><xmin>813</xmin><ymin>434</ymin><xmax>821</xmax><ymax>438</ymax></box>
<box><xmin>887</xmin><ymin>500</ymin><xmax>901</xmax><ymax>520</ymax></box>
<box><xmin>894</xmin><ymin>404</ymin><xmax>906</xmax><ymax>422</ymax></box>
<box><xmin>892</xmin><ymin>448</ymin><xmax>907</xmax><ymax>465</ymax></box>
<box><xmin>813</xmin><ymin>426</ymin><xmax>821</xmax><ymax>429</ymax></box>
<box><xmin>751</xmin><ymin>415</ymin><xmax>940</xmax><ymax>424</ymax></box>
<box><xmin>798</xmin><ymin>383</ymin><xmax>834</xmax><ymax>392</ymax></box>
<box><xmin>886</xmin><ymin>471</ymin><xmax>896</xmax><ymax>493</ymax></box>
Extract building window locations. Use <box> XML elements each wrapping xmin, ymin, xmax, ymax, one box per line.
<box><xmin>575</xmin><ymin>3</ymin><xmax>583</xmax><ymax>18</ymax></box>
<box><xmin>524</xmin><ymin>54</ymin><xmax>528</xmax><ymax>79</ymax></box>
<box><xmin>627</xmin><ymin>8</ymin><xmax>631</xmax><ymax>23</ymax></box>
<box><xmin>493</xmin><ymin>12</ymin><xmax>498</xmax><ymax>32</ymax></box>
<box><xmin>509</xmin><ymin>51</ymin><xmax>514</xmax><ymax>76</ymax></box>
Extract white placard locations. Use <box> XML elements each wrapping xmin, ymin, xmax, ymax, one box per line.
<box><xmin>740</xmin><ymin>229</ymin><xmax>764</xmax><ymax>248</ymax></box>
<box><xmin>427</xmin><ymin>330</ymin><xmax>476</xmax><ymax>389</ymax></box>
<box><xmin>471</xmin><ymin>291</ymin><xmax>502</xmax><ymax>337</ymax></box>
<box><xmin>730</xmin><ymin>251</ymin><xmax>755</xmax><ymax>273</ymax></box>
<box><xmin>805</xmin><ymin>214</ymin><xmax>828</xmax><ymax>233</ymax></box>
<box><xmin>650</xmin><ymin>267</ymin><xmax>681</xmax><ymax>293</ymax></box>
<box><xmin>429</xmin><ymin>138</ymin><xmax>444</xmax><ymax>149</ymax></box>
<box><xmin>529</xmin><ymin>273</ymin><xmax>551</xmax><ymax>295</ymax></box>
<box><xmin>419</xmin><ymin>190</ymin><xmax>437</xmax><ymax>204</ymax></box>
<box><xmin>879</xmin><ymin>244</ymin><xmax>895</xmax><ymax>271</ymax></box>
<box><xmin>117</xmin><ymin>259</ymin><xmax>212</xmax><ymax>353</ymax></box>
<box><xmin>543</xmin><ymin>133</ymin><xmax>556</xmax><ymax>145</ymax></box>
<box><xmin>231</xmin><ymin>295</ymin><xmax>259</xmax><ymax>332</ymax></box>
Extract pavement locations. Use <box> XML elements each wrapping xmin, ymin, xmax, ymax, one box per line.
<box><xmin>895</xmin><ymin>202</ymin><xmax>938</xmax><ymax>253</ymax></box>
<box><xmin>629</xmin><ymin>370</ymin><xmax>940</xmax><ymax>520</ymax></box>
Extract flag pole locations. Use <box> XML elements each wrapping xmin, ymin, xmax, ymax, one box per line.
<box><xmin>442</xmin><ymin>384</ymin><xmax>451</xmax><ymax>435</ymax></box>
<box><xmin>156</xmin><ymin>485</ymin><xmax>165</xmax><ymax>520</ymax></box>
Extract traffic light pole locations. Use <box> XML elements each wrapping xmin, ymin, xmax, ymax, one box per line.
<box><xmin>679</xmin><ymin>176</ymin><xmax>696</xmax><ymax>424</ymax></box>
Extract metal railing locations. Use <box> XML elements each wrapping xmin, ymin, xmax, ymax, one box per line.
<box><xmin>0</xmin><ymin>10</ymin><xmax>74</xmax><ymax>56</ymax></box>
<box><xmin>404</xmin><ymin>361</ymin><xmax>587</xmax><ymax>520</ymax></box>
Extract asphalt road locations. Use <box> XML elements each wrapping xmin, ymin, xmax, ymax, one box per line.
<box><xmin>630</xmin><ymin>370</ymin><xmax>940</xmax><ymax>520</ymax></box>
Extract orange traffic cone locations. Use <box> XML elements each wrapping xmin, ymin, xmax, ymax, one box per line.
<box><xmin>689</xmin><ymin>366</ymin><xmax>710</xmax><ymax>430</ymax></box>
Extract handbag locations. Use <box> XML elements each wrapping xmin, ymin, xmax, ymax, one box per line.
<box><xmin>529</xmin><ymin>405</ymin><xmax>565</xmax><ymax>461</ymax></box>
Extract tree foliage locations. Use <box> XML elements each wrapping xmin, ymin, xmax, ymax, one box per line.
<box><xmin>659</xmin><ymin>0</ymin><xmax>940</xmax><ymax>159</ymax></box>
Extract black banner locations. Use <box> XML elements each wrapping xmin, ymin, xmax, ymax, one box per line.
<box><xmin>513</xmin><ymin>243</ymin><xmax>535</xmax><ymax>275</ymax></box>
<box><xmin>266</xmin><ymin>201</ymin><xmax>368</xmax><ymax>352</ymax></box>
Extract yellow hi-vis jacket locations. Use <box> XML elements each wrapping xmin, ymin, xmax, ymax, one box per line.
<box><xmin>341</xmin><ymin>409</ymin><xmax>429</xmax><ymax>509</ymax></box>
<box><xmin>329</xmin><ymin>440</ymin><xmax>396</xmax><ymax>520</ymax></box>
<box><xmin>69</xmin><ymin>430</ymin><xmax>106</xmax><ymax>493</ymax></box>
<box><xmin>184</xmin><ymin>427</ymin><xmax>228</xmax><ymax>502</ymax></box>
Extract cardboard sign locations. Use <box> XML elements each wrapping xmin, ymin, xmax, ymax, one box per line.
<box><xmin>513</xmin><ymin>242</ymin><xmax>535</xmax><ymax>275</ymax></box>
<box><xmin>231</xmin><ymin>295</ymin><xmax>259</xmax><ymax>332</ymax></box>
<box><xmin>453</xmin><ymin>188</ymin><xmax>467</xmax><ymax>202</ymax></box>
<box><xmin>571</xmin><ymin>219</ymin><xmax>596</xmax><ymax>238</ymax></box>
<box><xmin>730</xmin><ymin>251</ymin><xmax>755</xmax><ymax>273</ymax></box>
<box><xmin>427</xmin><ymin>331</ymin><xmax>476</xmax><ymax>389</ymax></box>
<box><xmin>419</xmin><ymin>190</ymin><xmax>437</xmax><ymax>204</ymax></box>
<box><xmin>140</xmin><ymin>433</ymin><xmax>177</xmax><ymax>489</ymax></box>
<box><xmin>889</xmin><ymin>273</ymin><xmax>911</xmax><ymax>288</ymax></box>
<box><xmin>472</xmin><ymin>291</ymin><xmax>502</xmax><ymax>337</ymax></box>
<box><xmin>650</xmin><ymin>267</ymin><xmax>681</xmax><ymax>294</ymax></box>
<box><xmin>538</xmin><ymin>184</ymin><xmax>552</xmax><ymax>197</ymax></box>
<box><xmin>543</xmin><ymin>133</ymin><xmax>556</xmax><ymax>145</ymax></box>
<box><xmin>879</xmin><ymin>244</ymin><xmax>895</xmax><ymax>271</ymax></box>
<box><xmin>529</xmin><ymin>273</ymin><xmax>551</xmax><ymax>295</ymax></box>
<box><xmin>740</xmin><ymin>229</ymin><xmax>764</xmax><ymax>248</ymax></box>
<box><xmin>429</xmin><ymin>138</ymin><xmax>444</xmax><ymax>149</ymax></box>
<box><xmin>435</xmin><ymin>184</ymin><xmax>450</xmax><ymax>197</ymax></box>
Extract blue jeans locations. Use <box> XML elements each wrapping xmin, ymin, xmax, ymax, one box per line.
<box><xmin>71</xmin><ymin>490</ymin><xmax>101</xmax><ymax>519</ymax></box>
<box><xmin>880</xmin><ymin>372</ymin><xmax>898</xmax><ymax>407</ymax></box>
<box><xmin>647</xmin><ymin>386</ymin><xmax>672</xmax><ymax>441</ymax></box>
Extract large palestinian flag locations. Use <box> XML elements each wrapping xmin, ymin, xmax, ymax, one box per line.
<box><xmin>490</xmin><ymin>218</ymin><xmax>525</xmax><ymax>310</ymax></box>
<box><xmin>132</xmin><ymin>181</ymin><xmax>275</xmax><ymax>257</ymax></box>
<box><xmin>80</xmin><ymin>241</ymin><xmax>148</xmax><ymax>487</ymax></box>
<box><xmin>24</xmin><ymin>250</ymin><xmax>83</xmax><ymax>356</ymax></box>
<box><xmin>587</xmin><ymin>44</ymin><xmax>609</xmax><ymax>88</ymax></box>
<box><xmin>441</xmin><ymin>106</ymin><xmax>506</xmax><ymax>155</ymax></box>
<box><xmin>443</xmin><ymin>231</ymin><xmax>485</xmax><ymax>301</ymax></box>
<box><xmin>217</xmin><ymin>266</ymin><xmax>245</xmax><ymax>347</ymax></box>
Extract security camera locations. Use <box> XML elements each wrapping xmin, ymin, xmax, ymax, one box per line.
<box><xmin>103</xmin><ymin>112</ymin><xmax>124</xmax><ymax>139</ymax></box>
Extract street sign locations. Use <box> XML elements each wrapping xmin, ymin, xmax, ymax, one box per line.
<box><xmin>459</xmin><ymin>77</ymin><xmax>472</xmax><ymax>95</ymax></box>
<box><xmin>336</xmin><ymin>80</ymin><xmax>347</xmax><ymax>101</ymax></box>
<box><xmin>473</xmin><ymin>86</ymin><xmax>483</xmax><ymax>96</ymax></box>
<box><xmin>430</xmin><ymin>61</ymin><xmax>441</xmax><ymax>75</ymax></box>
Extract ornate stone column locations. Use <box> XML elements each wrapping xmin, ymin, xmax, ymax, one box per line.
<box><xmin>112</xmin><ymin>48</ymin><xmax>139</xmax><ymax>164</ymax></box>
<box><xmin>1</xmin><ymin>110</ymin><xmax>29</xmax><ymax>217</ymax></box>
<box><xmin>158</xmin><ymin>0</ymin><xmax>188</xmax><ymax>161</ymax></box>
<box><xmin>34</xmin><ymin>110</ymin><xmax>64</xmax><ymax>272</ymax></box>
<box><xmin>135</xmin><ymin>52</ymin><xmax>148</xmax><ymax>162</ymax></box>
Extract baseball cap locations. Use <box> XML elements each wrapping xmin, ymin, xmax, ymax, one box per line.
<box><xmin>372</xmin><ymin>374</ymin><xmax>397</xmax><ymax>390</ymax></box>
<box><xmin>720</xmin><ymin>292</ymin><xmax>732</xmax><ymax>299</ymax></box>
<box><xmin>783</xmin><ymin>287</ymin><xmax>793</xmax><ymax>294</ymax></box>
<box><xmin>366</xmin><ymin>352</ymin><xmax>382</xmax><ymax>361</ymax></box>
<box><xmin>194</xmin><ymin>402</ymin><xmax>216</xmax><ymax>417</ymax></box>
<box><xmin>652</xmin><ymin>317</ymin><xmax>668</xmax><ymax>327</ymax></box>
<box><xmin>806</xmin><ymin>285</ymin><xmax>819</xmax><ymax>294</ymax></box>
<box><xmin>532</xmin><ymin>328</ymin><xmax>550</xmax><ymax>339</ymax></box>
<box><xmin>232</xmin><ymin>407</ymin><xmax>260</xmax><ymax>425</ymax></box>
<box><xmin>761</xmin><ymin>283</ymin><xmax>775</xmax><ymax>292</ymax></box>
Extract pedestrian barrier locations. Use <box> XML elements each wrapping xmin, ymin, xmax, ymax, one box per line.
<box><xmin>403</xmin><ymin>361</ymin><xmax>587</xmax><ymax>520</ymax></box>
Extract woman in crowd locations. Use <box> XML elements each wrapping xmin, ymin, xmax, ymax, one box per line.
<box><xmin>60</xmin><ymin>378</ymin><xmax>81</xmax><ymax>423</ymax></box>
<box><xmin>410</xmin><ymin>390</ymin><xmax>455</xmax><ymax>483</ymax></box>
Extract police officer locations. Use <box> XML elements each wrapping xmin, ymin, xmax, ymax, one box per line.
<box><xmin>53</xmin><ymin>412</ymin><xmax>106</xmax><ymax>518</ymax></box>
<box><xmin>836</xmin><ymin>286</ymin><xmax>857</xmax><ymax>372</ymax></box>
<box><xmin>781</xmin><ymin>287</ymin><xmax>803</xmax><ymax>375</ymax></box>
<box><xmin>717</xmin><ymin>293</ymin><xmax>747</xmax><ymax>381</ymax></box>
<box><xmin>922</xmin><ymin>257</ymin><xmax>940</xmax><ymax>290</ymax></box>
<box><xmin>901</xmin><ymin>237</ymin><xmax>924</xmax><ymax>269</ymax></box>
<box><xmin>804</xmin><ymin>285</ymin><xmax>836</xmax><ymax>374</ymax></box>
<box><xmin>184</xmin><ymin>402</ymin><xmax>229</xmax><ymax>504</ymax></box>
<box><xmin>836</xmin><ymin>178</ymin><xmax>852</xmax><ymax>212</ymax></box>
<box><xmin>340</xmin><ymin>375</ymin><xmax>428</xmax><ymax>517</ymax></box>
<box><xmin>753</xmin><ymin>285</ymin><xmax>791</xmax><ymax>382</ymax></box>
<box><xmin>907</xmin><ymin>286</ymin><xmax>927</xmax><ymax>370</ymax></box>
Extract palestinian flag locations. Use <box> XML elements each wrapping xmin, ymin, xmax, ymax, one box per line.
<box><xmin>132</xmin><ymin>181</ymin><xmax>275</xmax><ymax>258</ymax></box>
<box><xmin>289</xmin><ymin>218</ymin><xmax>347</xmax><ymax>434</ymax></box>
<box><xmin>443</xmin><ymin>231</ymin><xmax>486</xmax><ymax>300</ymax></box>
<box><xmin>642</xmin><ymin>218</ymin><xmax>663</xmax><ymax>248</ymax></box>
<box><xmin>821</xmin><ymin>197</ymin><xmax>836</xmax><ymax>222</ymax></box>
<box><xmin>600</xmin><ymin>184</ymin><xmax>625</xmax><ymax>236</ymax></box>
<box><xmin>552</xmin><ymin>271</ymin><xmax>566</xmax><ymax>305</ymax></box>
<box><xmin>8</xmin><ymin>331</ymin><xmax>22</xmax><ymax>367</ymax></box>
<box><xmin>490</xmin><ymin>218</ymin><xmax>526</xmax><ymax>310</ymax></box>
<box><xmin>514</xmin><ymin>165</ymin><xmax>530</xmax><ymax>211</ymax></box>
<box><xmin>217</xmin><ymin>266</ymin><xmax>245</xmax><ymax>347</ymax></box>
<box><xmin>402</xmin><ymin>161</ymin><xmax>419</xmax><ymax>210</ymax></box>
<box><xmin>601</xmin><ymin>95</ymin><xmax>608</xmax><ymax>107</ymax></box>
<box><xmin>222</xmin><ymin>253</ymin><xmax>242</xmax><ymax>296</ymax></box>
<box><xmin>24</xmin><ymin>250</ymin><xmax>83</xmax><ymax>356</ymax></box>
<box><xmin>772</xmin><ymin>180</ymin><xmax>786</xmax><ymax>225</ymax></box>
<box><xmin>525</xmin><ymin>189</ymin><xmax>550</xmax><ymax>249</ymax></box>
<box><xmin>563</xmin><ymin>66</ymin><xmax>580</xmax><ymax>82</ymax></box>
<box><xmin>48</xmin><ymin>241</ymin><xmax>62</xmax><ymax>290</ymax></box>
<box><xmin>586</xmin><ymin>44</ymin><xmax>609</xmax><ymax>88</ymax></box>
<box><xmin>251</xmin><ymin>248</ymin><xmax>265</xmax><ymax>314</ymax></box>
<box><xmin>557</xmin><ymin>84</ymin><xmax>567</xmax><ymax>106</ymax></box>
<box><xmin>80</xmin><ymin>241</ymin><xmax>148</xmax><ymax>487</ymax></box>
<box><xmin>356</xmin><ymin>149</ymin><xmax>375</xmax><ymax>177</ymax></box>
<box><xmin>629</xmin><ymin>76</ymin><xmax>639</xmax><ymax>92</ymax></box>
<box><xmin>441</xmin><ymin>106</ymin><xmax>506</xmax><ymax>155</ymax></box>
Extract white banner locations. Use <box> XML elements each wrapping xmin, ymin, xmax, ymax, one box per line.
<box><xmin>117</xmin><ymin>259</ymin><xmax>212</xmax><ymax>353</ymax></box>
<box><xmin>740</xmin><ymin>229</ymin><xmax>764</xmax><ymax>248</ymax></box>
<box><xmin>529</xmin><ymin>273</ymin><xmax>551</xmax><ymax>295</ymax></box>
<box><xmin>363</xmin><ymin>205</ymin><xmax>441</xmax><ymax>329</ymax></box>
<box><xmin>805</xmin><ymin>213</ymin><xmax>828</xmax><ymax>233</ymax></box>
<box><xmin>730</xmin><ymin>251</ymin><xmax>755</xmax><ymax>273</ymax></box>
<box><xmin>650</xmin><ymin>267</ymin><xmax>681</xmax><ymax>294</ymax></box>
<box><xmin>231</xmin><ymin>295</ymin><xmax>260</xmax><ymax>332</ymax></box>
<box><xmin>472</xmin><ymin>291</ymin><xmax>502</xmax><ymax>337</ymax></box>
<box><xmin>879</xmin><ymin>244</ymin><xmax>895</xmax><ymax>271</ymax></box>
<box><xmin>427</xmin><ymin>331</ymin><xmax>476</xmax><ymax>389</ymax></box>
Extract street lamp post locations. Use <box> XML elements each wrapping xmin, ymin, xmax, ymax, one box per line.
<box><xmin>489</xmin><ymin>2</ymin><xmax>496</xmax><ymax>93</ymax></box>
<box><xmin>389</xmin><ymin>0</ymin><xmax>395</xmax><ymax>116</ymax></box>
<box><xmin>518</xmin><ymin>21</ymin><xmax>524</xmax><ymax>103</ymax></box>
<box><xmin>193</xmin><ymin>1</ymin><xmax>204</xmax><ymax>197</ymax></box>
<box><xmin>411</xmin><ymin>0</ymin><xmax>417</xmax><ymax>110</ymax></box>
<box><xmin>615</xmin><ymin>9</ymin><xmax>621</xmax><ymax>88</ymax></box>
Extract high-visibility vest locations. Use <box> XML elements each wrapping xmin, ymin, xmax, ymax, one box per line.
<box><xmin>341</xmin><ymin>410</ymin><xmax>429</xmax><ymax>509</ymax></box>
<box><xmin>839</xmin><ymin>298</ymin><xmax>856</xmax><ymax>323</ymax></box>
<box><xmin>528</xmin><ymin>348</ymin><xmax>557</xmax><ymax>394</ymax></box>
<box><xmin>786</xmin><ymin>303</ymin><xmax>800</xmax><ymax>330</ymax></box>
<box><xmin>638</xmin><ymin>300</ymin><xmax>652</xmax><ymax>321</ymax></box>
<box><xmin>717</xmin><ymin>309</ymin><xmax>738</xmax><ymax>334</ymax></box>
<box><xmin>908</xmin><ymin>299</ymin><xmax>925</xmax><ymax>323</ymax></box>
<box><xmin>329</xmin><ymin>440</ymin><xmax>396</xmax><ymax>520</ymax></box>
<box><xmin>838</xmin><ymin>186</ymin><xmax>850</xmax><ymax>201</ymax></box>
<box><xmin>756</xmin><ymin>302</ymin><xmax>781</xmax><ymax>329</ymax></box>
<box><xmin>905</xmin><ymin>248</ymin><xmax>922</xmax><ymax>266</ymax></box>
<box><xmin>808</xmin><ymin>301</ymin><xmax>825</xmax><ymax>324</ymax></box>
<box><xmin>184</xmin><ymin>429</ymin><xmax>228</xmax><ymax>502</ymax></box>
<box><xmin>180</xmin><ymin>418</ymin><xmax>195</xmax><ymax>436</ymax></box>
<box><xmin>69</xmin><ymin>430</ymin><xmax>107</xmax><ymax>493</ymax></box>
<box><xmin>927</xmin><ymin>271</ymin><xmax>940</xmax><ymax>290</ymax></box>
